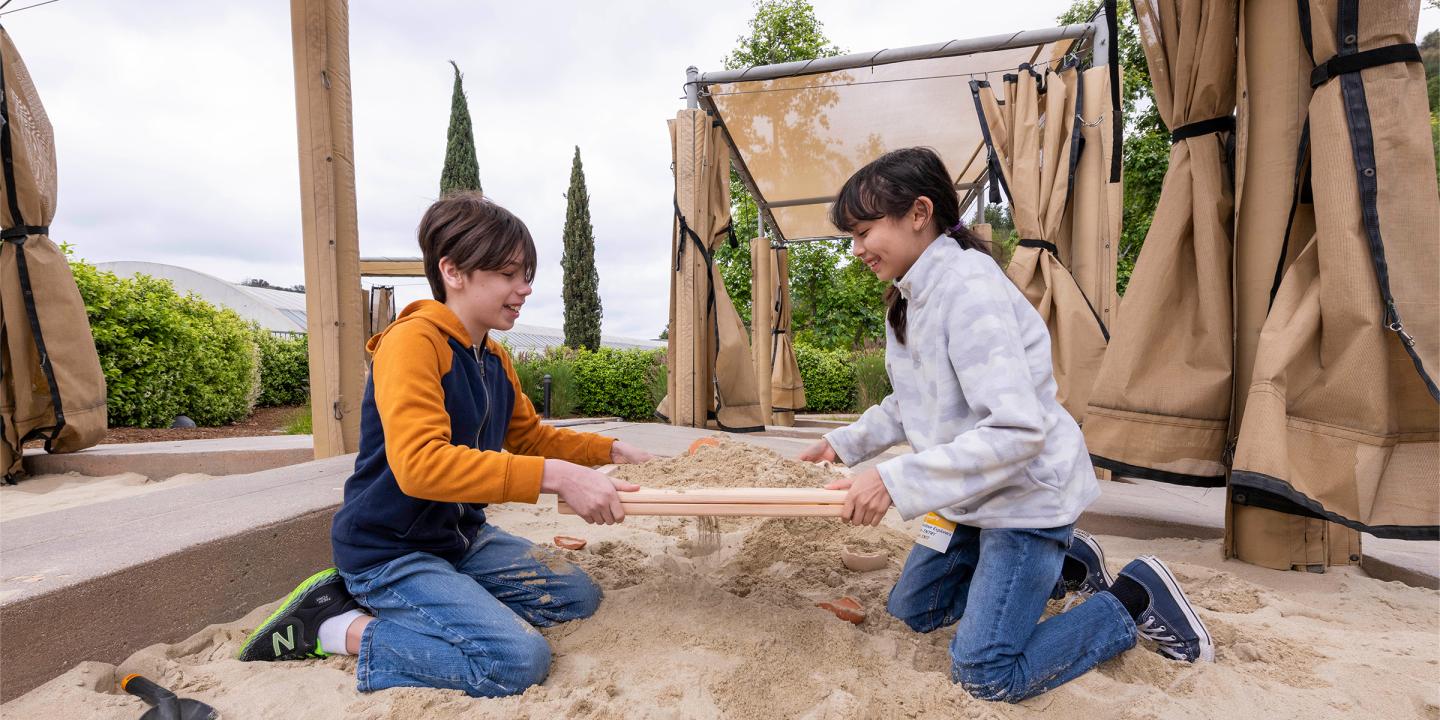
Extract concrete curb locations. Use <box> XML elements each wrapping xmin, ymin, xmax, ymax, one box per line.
<box><xmin>22</xmin><ymin>435</ymin><xmax>315</xmax><ymax>481</ymax></box>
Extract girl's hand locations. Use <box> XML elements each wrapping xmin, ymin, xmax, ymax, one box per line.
<box><xmin>541</xmin><ymin>459</ymin><xmax>641</xmax><ymax>525</ymax></box>
<box><xmin>798</xmin><ymin>439</ymin><xmax>839</xmax><ymax>464</ymax></box>
<box><xmin>826</xmin><ymin>468</ymin><xmax>892</xmax><ymax>527</ymax></box>
<box><xmin>610</xmin><ymin>441</ymin><xmax>653</xmax><ymax>464</ymax></box>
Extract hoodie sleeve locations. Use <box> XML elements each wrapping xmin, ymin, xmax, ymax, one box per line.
<box><xmin>874</xmin><ymin>271</ymin><xmax>1046</xmax><ymax>520</ymax></box>
<box><xmin>372</xmin><ymin>321</ymin><xmax>543</xmax><ymax>504</ymax></box>
<box><xmin>822</xmin><ymin>392</ymin><xmax>906</xmax><ymax>466</ymax></box>
<box><xmin>496</xmin><ymin>346</ymin><xmax>616</xmax><ymax>466</ymax></box>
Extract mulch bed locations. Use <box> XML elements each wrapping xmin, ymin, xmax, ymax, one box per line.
<box><xmin>24</xmin><ymin>405</ymin><xmax>308</xmax><ymax>447</ymax></box>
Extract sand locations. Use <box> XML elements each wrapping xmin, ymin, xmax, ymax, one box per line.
<box><xmin>4</xmin><ymin>442</ymin><xmax>1438</xmax><ymax>719</ymax></box>
<box><xmin>0</xmin><ymin>471</ymin><xmax>212</xmax><ymax>522</ymax></box>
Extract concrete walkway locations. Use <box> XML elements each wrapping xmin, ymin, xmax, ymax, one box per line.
<box><xmin>1</xmin><ymin>420</ymin><xmax>1434</xmax><ymax>701</ymax></box>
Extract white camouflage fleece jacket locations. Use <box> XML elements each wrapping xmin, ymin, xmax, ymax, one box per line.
<box><xmin>824</xmin><ymin>235</ymin><xmax>1099</xmax><ymax>528</ymax></box>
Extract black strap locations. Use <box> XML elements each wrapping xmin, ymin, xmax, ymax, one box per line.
<box><xmin>1105</xmin><ymin>0</ymin><xmax>1122</xmax><ymax>183</ymax></box>
<box><xmin>0</xmin><ymin>224</ymin><xmax>47</xmax><ymax>239</ymax></box>
<box><xmin>672</xmin><ymin>198</ymin><xmax>710</xmax><ymax>272</ymax></box>
<box><xmin>0</xmin><ymin>37</ymin><xmax>67</xmax><ymax>452</ymax></box>
<box><xmin>968</xmin><ymin>79</ymin><xmax>1009</xmax><ymax>205</ymax></box>
<box><xmin>1331</xmin><ymin>0</ymin><xmax>1437</xmax><ymax>401</ymax></box>
<box><xmin>1062</xmin><ymin>58</ymin><xmax>1086</xmax><ymax>221</ymax></box>
<box><xmin>1170</xmin><ymin>115</ymin><xmax>1235</xmax><ymax>144</ymax></box>
<box><xmin>1310</xmin><ymin>43</ymin><xmax>1421</xmax><ymax>88</ymax></box>
<box><xmin>1018</xmin><ymin>239</ymin><xmax>1059</xmax><ymax>255</ymax></box>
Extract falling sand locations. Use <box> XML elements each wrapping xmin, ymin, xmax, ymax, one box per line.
<box><xmin>6</xmin><ymin>442</ymin><xmax>1438</xmax><ymax>719</ymax></box>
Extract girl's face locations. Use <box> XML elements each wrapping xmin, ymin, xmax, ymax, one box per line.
<box><xmin>848</xmin><ymin>197</ymin><xmax>937</xmax><ymax>282</ymax></box>
<box><xmin>440</xmin><ymin>252</ymin><xmax>533</xmax><ymax>339</ymax></box>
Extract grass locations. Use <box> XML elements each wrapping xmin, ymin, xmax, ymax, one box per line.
<box><xmin>285</xmin><ymin>404</ymin><xmax>313</xmax><ymax>435</ymax></box>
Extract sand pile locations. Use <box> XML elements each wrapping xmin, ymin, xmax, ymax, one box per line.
<box><xmin>5</xmin><ymin>443</ymin><xmax>1438</xmax><ymax>719</ymax></box>
<box><xmin>612</xmin><ymin>436</ymin><xmax>845</xmax><ymax>489</ymax></box>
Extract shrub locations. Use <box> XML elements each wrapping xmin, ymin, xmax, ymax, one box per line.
<box><xmin>71</xmin><ymin>260</ymin><xmax>260</xmax><ymax>427</ymax></box>
<box><xmin>574</xmin><ymin>347</ymin><xmax>666</xmax><ymax>421</ymax></box>
<box><xmin>511</xmin><ymin>346</ymin><xmax>581</xmax><ymax>418</ymax></box>
<box><xmin>793</xmin><ymin>342</ymin><xmax>854</xmax><ymax>413</ymax></box>
<box><xmin>256</xmin><ymin>332</ymin><xmax>309</xmax><ymax>406</ymax></box>
<box><xmin>851</xmin><ymin>348</ymin><xmax>890</xmax><ymax>412</ymax></box>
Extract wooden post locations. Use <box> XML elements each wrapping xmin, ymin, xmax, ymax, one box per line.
<box><xmin>291</xmin><ymin>0</ymin><xmax>364</xmax><ymax>458</ymax></box>
<box><xmin>750</xmin><ymin>235</ymin><xmax>774</xmax><ymax>424</ymax></box>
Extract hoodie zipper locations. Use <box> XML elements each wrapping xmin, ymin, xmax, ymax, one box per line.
<box><xmin>458</xmin><ymin>342</ymin><xmax>492</xmax><ymax>549</ymax></box>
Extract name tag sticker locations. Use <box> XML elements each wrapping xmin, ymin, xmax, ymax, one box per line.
<box><xmin>916</xmin><ymin>512</ymin><xmax>956</xmax><ymax>553</ymax></box>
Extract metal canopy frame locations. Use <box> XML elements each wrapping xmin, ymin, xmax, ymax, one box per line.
<box><xmin>685</xmin><ymin>15</ymin><xmax>1108</xmax><ymax>244</ymax></box>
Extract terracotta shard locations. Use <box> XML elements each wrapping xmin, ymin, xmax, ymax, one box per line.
<box><xmin>816</xmin><ymin>596</ymin><xmax>865</xmax><ymax>624</ymax></box>
<box><xmin>553</xmin><ymin>535</ymin><xmax>587</xmax><ymax>551</ymax></box>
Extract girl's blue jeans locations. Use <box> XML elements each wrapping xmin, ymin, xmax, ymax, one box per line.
<box><xmin>338</xmin><ymin>523</ymin><xmax>601</xmax><ymax>697</ymax></box>
<box><xmin>887</xmin><ymin>523</ymin><xmax>1137</xmax><ymax>703</ymax></box>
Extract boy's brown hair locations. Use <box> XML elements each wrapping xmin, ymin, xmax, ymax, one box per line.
<box><xmin>417</xmin><ymin>191</ymin><xmax>537</xmax><ymax>301</ymax></box>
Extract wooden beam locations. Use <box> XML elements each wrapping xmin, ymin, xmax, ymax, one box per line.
<box><xmin>616</xmin><ymin>488</ymin><xmax>846</xmax><ymax>505</ymax></box>
<box><xmin>559</xmin><ymin>501</ymin><xmax>843</xmax><ymax>518</ymax></box>
<box><xmin>291</xmin><ymin>0</ymin><xmax>364</xmax><ymax>458</ymax></box>
<box><xmin>359</xmin><ymin>258</ymin><xmax>425</xmax><ymax>277</ymax></box>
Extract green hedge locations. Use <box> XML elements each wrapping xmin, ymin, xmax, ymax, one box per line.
<box><xmin>574</xmin><ymin>348</ymin><xmax>666</xmax><ymax>421</ymax></box>
<box><xmin>71</xmin><ymin>260</ymin><xmax>260</xmax><ymax>427</ymax></box>
<box><xmin>851</xmin><ymin>348</ymin><xmax>890</xmax><ymax>412</ymax></box>
<box><xmin>256</xmin><ymin>332</ymin><xmax>309</xmax><ymax>406</ymax></box>
<box><xmin>793</xmin><ymin>343</ymin><xmax>855</xmax><ymax>413</ymax></box>
<box><xmin>511</xmin><ymin>346</ymin><xmax>582</xmax><ymax>418</ymax></box>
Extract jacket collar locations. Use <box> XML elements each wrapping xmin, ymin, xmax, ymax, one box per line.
<box><xmin>893</xmin><ymin>234</ymin><xmax>954</xmax><ymax>305</ymax></box>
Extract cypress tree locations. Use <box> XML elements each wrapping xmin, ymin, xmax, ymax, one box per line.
<box><xmin>562</xmin><ymin>146</ymin><xmax>602</xmax><ymax>351</ymax></box>
<box><xmin>440</xmin><ymin>61</ymin><xmax>481</xmax><ymax>196</ymax></box>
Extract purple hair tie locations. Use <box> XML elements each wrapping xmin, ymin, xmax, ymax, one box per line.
<box><xmin>945</xmin><ymin>220</ymin><xmax>966</xmax><ymax>235</ymax></box>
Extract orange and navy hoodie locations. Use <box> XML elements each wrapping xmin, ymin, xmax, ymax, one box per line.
<box><xmin>331</xmin><ymin>300</ymin><xmax>615</xmax><ymax>573</ymax></box>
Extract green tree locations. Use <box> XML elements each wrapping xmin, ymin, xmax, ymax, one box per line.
<box><xmin>1058</xmin><ymin>1</ymin><xmax>1163</xmax><ymax>295</ymax></box>
<box><xmin>562</xmin><ymin>146</ymin><xmax>602</xmax><ymax>351</ymax></box>
<box><xmin>1422</xmin><ymin>29</ymin><xmax>1439</xmax><ymax>186</ymax></box>
<box><xmin>440</xmin><ymin>61</ymin><xmax>482</xmax><ymax>196</ymax></box>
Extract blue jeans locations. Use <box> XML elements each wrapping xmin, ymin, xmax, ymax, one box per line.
<box><xmin>887</xmin><ymin>524</ymin><xmax>1137</xmax><ymax>703</ymax></box>
<box><xmin>338</xmin><ymin>523</ymin><xmax>601</xmax><ymax>697</ymax></box>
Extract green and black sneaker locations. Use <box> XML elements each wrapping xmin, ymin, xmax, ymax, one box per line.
<box><xmin>237</xmin><ymin>568</ymin><xmax>359</xmax><ymax>661</ymax></box>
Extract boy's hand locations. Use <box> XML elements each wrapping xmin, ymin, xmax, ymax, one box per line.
<box><xmin>542</xmin><ymin>459</ymin><xmax>641</xmax><ymax>525</ymax></box>
<box><xmin>825</xmin><ymin>468</ymin><xmax>892</xmax><ymax>527</ymax></box>
<box><xmin>798</xmin><ymin>439</ymin><xmax>839</xmax><ymax>464</ymax></box>
<box><xmin>610</xmin><ymin>440</ymin><xmax>653</xmax><ymax>464</ymax></box>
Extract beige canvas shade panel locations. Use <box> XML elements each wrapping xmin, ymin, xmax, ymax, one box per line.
<box><xmin>971</xmin><ymin>63</ymin><xmax>1109</xmax><ymax>421</ymax></box>
<box><xmin>659</xmin><ymin>109</ymin><xmax>765</xmax><ymax>431</ymax></box>
<box><xmin>1083</xmin><ymin>0</ymin><xmax>1238</xmax><ymax>486</ymax></box>
<box><xmin>1226</xmin><ymin>0</ymin><xmax>1357</xmax><ymax>570</ymax></box>
<box><xmin>0</xmin><ymin>28</ymin><xmax>107</xmax><ymax>481</ymax></box>
<box><xmin>1230</xmin><ymin>0</ymin><xmax>1438</xmax><ymax>541</ymax></box>
<box><xmin>706</xmin><ymin>41</ymin><xmax>1073</xmax><ymax>241</ymax></box>
<box><xmin>767</xmin><ymin>244</ymin><xmax>804</xmax><ymax>414</ymax></box>
<box><xmin>1064</xmin><ymin>65</ymin><xmax>1121</xmax><ymax>339</ymax></box>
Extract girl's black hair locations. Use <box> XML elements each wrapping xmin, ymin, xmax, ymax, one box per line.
<box><xmin>830</xmin><ymin>147</ymin><xmax>993</xmax><ymax>344</ymax></box>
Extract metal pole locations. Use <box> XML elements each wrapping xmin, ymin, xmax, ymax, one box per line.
<box><xmin>685</xmin><ymin>66</ymin><xmax>699</xmax><ymax>108</ymax></box>
<box><xmin>542</xmin><ymin>373</ymin><xmax>552</xmax><ymax>419</ymax></box>
<box><xmin>695</xmin><ymin>23</ymin><xmax>1096</xmax><ymax>86</ymax></box>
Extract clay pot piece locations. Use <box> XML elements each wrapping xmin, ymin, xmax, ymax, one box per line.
<box><xmin>816</xmin><ymin>596</ymin><xmax>866</xmax><ymax>624</ymax></box>
<box><xmin>840</xmin><ymin>548</ymin><xmax>888</xmax><ymax>572</ymax></box>
<box><xmin>553</xmin><ymin>535</ymin><xmax>588</xmax><ymax>551</ymax></box>
<box><xmin>687</xmin><ymin>436</ymin><xmax>722</xmax><ymax>455</ymax></box>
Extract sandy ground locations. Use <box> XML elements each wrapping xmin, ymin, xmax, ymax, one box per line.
<box><xmin>0</xmin><ymin>471</ymin><xmax>212</xmax><ymax>522</ymax></box>
<box><xmin>3</xmin><ymin>441</ymin><xmax>1438</xmax><ymax>719</ymax></box>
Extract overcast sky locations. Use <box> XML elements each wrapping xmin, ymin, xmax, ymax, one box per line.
<box><xmin>8</xmin><ymin>1</ymin><xmax>1440</xmax><ymax>340</ymax></box>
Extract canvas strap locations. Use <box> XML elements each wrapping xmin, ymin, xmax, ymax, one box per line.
<box><xmin>1309</xmin><ymin>42</ymin><xmax>1421</xmax><ymax>88</ymax></box>
<box><xmin>1169</xmin><ymin>115</ymin><xmax>1235</xmax><ymax>144</ymax></box>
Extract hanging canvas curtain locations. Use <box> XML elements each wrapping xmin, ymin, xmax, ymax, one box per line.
<box><xmin>971</xmin><ymin>61</ymin><xmax>1108</xmax><ymax>421</ymax></box>
<box><xmin>1064</xmin><ymin>64</ymin><xmax>1121</xmax><ymax>343</ymax></box>
<box><xmin>1230</xmin><ymin>0</ymin><xmax>1438</xmax><ymax>541</ymax></box>
<box><xmin>1082</xmin><ymin>0</ymin><xmax>1238</xmax><ymax>486</ymax></box>
<box><xmin>0</xmin><ymin>28</ymin><xmax>107</xmax><ymax>482</ymax></box>
<box><xmin>769</xmin><ymin>244</ymin><xmax>804</xmax><ymax>419</ymax></box>
<box><xmin>1226</xmin><ymin>0</ymin><xmax>1359</xmax><ymax>570</ymax></box>
<box><xmin>659</xmin><ymin>109</ymin><xmax>764</xmax><ymax>431</ymax></box>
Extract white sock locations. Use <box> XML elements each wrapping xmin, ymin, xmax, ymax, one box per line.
<box><xmin>318</xmin><ymin>609</ymin><xmax>365</xmax><ymax>656</ymax></box>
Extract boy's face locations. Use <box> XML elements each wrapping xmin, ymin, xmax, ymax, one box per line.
<box><xmin>441</xmin><ymin>253</ymin><xmax>533</xmax><ymax>337</ymax></box>
<box><xmin>849</xmin><ymin>198</ymin><xmax>933</xmax><ymax>282</ymax></box>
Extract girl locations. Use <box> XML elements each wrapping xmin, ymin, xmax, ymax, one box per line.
<box><xmin>800</xmin><ymin>148</ymin><xmax>1213</xmax><ymax>703</ymax></box>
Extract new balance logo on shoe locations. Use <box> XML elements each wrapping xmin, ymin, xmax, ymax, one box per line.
<box><xmin>272</xmin><ymin>626</ymin><xmax>296</xmax><ymax>657</ymax></box>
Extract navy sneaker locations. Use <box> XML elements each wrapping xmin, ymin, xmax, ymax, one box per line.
<box><xmin>237</xmin><ymin>568</ymin><xmax>359</xmax><ymax>661</ymax></box>
<box><xmin>1064</xmin><ymin>529</ymin><xmax>1115</xmax><ymax>596</ymax></box>
<box><xmin>1118</xmin><ymin>556</ymin><xmax>1215</xmax><ymax>663</ymax></box>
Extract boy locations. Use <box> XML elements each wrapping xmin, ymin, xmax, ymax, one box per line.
<box><xmin>238</xmin><ymin>192</ymin><xmax>653</xmax><ymax>698</ymax></box>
